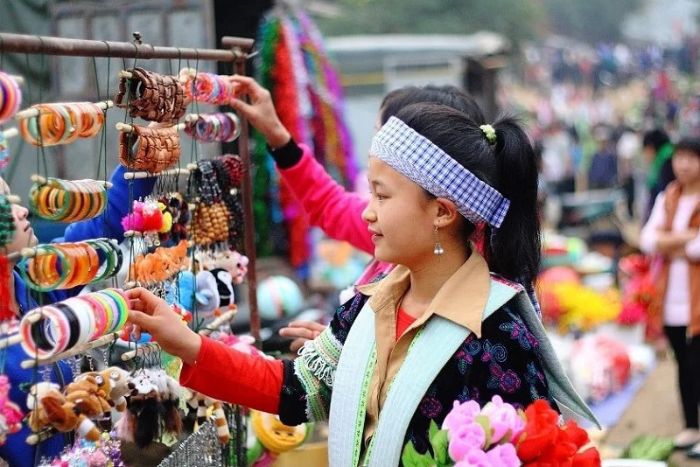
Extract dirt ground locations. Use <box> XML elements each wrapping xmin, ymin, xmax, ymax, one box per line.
<box><xmin>602</xmin><ymin>354</ymin><xmax>700</xmax><ymax>467</ymax></box>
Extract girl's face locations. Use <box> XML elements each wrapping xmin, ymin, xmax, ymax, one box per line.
<box><xmin>361</xmin><ymin>158</ymin><xmax>436</xmax><ymax>268</ymax></box>
<box><xmin>0</xmin><ymin>177</ymin><xmax>38</xmax><ymax>254</ymax></box>
<box><xmin>672</xmin><ymin>149</ymin><xmax>700</xmax><ymax>187</ymax></box>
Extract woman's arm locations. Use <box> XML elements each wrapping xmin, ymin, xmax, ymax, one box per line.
<box><xmin>272</xmin><ymin>140</ymin><xmax>373</xmax><ymax>254</ymax></box>
<box><xmin>230</xmin><ymin>75</ymin><xmax>374</xmax><ymax>254</ymax></box>
<box><xmin>125</xmin><ymin>288</ymin><xmax>368</xmax><ymax>425</ymax></box>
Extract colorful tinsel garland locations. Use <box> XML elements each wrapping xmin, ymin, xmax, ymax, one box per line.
<box><xmin>254</xmin><ymin>8</ymin><xmax>357</xmax><ymax>269</ymax></box>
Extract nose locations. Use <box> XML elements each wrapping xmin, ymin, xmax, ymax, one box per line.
<box><xmin>12</xmin><ymin>203</ymin><xmax>29</xmax><ymax>221</ymax></box>
<box><xmin>361</xmin><ymin>202</ymin><xmax>376</xmax><ymax>224</ymax></box>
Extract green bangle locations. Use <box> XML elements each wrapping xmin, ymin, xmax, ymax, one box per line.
<box><xmin>19</xmin><ymin>244</ymin><xmax>71</xmax><ymax>292</ymax></box>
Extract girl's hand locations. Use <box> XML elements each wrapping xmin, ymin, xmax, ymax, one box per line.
<box><xmin>230</xmin><ymin>75</ymin><xmax>291</xmax><ymax>149</ymax></box>
<box><xmin>278</xmin><ymin>321</ymin><xmax>326</xmax><ymax>353</ymax></box>
<box><xmin>124</xmin><ymin>288</ymin><xmax>202</xmax><ymax>365</ymax></box>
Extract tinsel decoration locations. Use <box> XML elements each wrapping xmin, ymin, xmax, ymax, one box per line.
<box><xmin>254</xmin><ymin>8</ymin><xmax>358</xmax><ymax>269</ymax></box>
<box><xmin>253</xmin><ymin>17</ymin><xmax>281</xmax><ymax>258</ymax></box>
<box><xmin>157</xmin><ymin>420</ymin><xmax>224</xmax><ymax>467</ymax></box>
<box><xmin>0</xmin><ymin>194</ymin><xmax>14</xmax><ymax>321</ymax></box>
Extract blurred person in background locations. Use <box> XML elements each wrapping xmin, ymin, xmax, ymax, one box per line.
<box><xmin>588</xmin><ymin>125</ymin><xmax>619</xmax><ymax>190</ymax></box>
<box><xmin>640</xmin><ymin>138</ymin><xmax>700</xmax><ymax>457</ymax></box>
<box><xmin>643</xmin><ymin>128</ymin><xmax>675</xmax><ymax>221</ymax></box>
<box><xmin>541</xmin><ymin>120</ymin><xmax>575</xmax><ymax>195</ymax></box>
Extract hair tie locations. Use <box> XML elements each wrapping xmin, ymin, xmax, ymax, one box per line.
<box><xmin>479</xmin><ymin>124</ymin><xmax>497</xmax><ymax>145</ymax></box>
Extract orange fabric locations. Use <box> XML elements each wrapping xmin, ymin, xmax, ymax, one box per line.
<box><xmin>653</xmin><ymin>181</ymin><xmax>700</xmax><ymax>337</ymax></box>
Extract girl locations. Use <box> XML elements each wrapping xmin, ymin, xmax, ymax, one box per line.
<box><xmin>125</xmin><ymin>102</ymin><xmax>595</xmax><ymax>465</ymax></box>
<box><xmin>0</xmin><ymin>166</ymin><xmax>154</xmax><ymax>467</ymax></box>
<box><xmin>229</xmin><ymin>76</ymin><xmax>540</xmax><ymax>351</ymax></box>
<box><xmin>640</xmin><ymin>137</ymin><xmax>700</xmax><ymax>457</ymax></box>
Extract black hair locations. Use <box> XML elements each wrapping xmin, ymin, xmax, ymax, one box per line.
<box><xmin>674</xmin><ymin>137</ymin><xmax>700</xmax><ymax>158</ymax></box>
<box><xmin>394</xmin><ymin>103</ymin><xmax>540</xmax><ymax>284</ymax></box>
<box><xmin>380</xmin><ymin>85</ymin><xmax>486</xmax><ymax>126</ymax></box>
<box><xmin>642</xmin><ymin>128</ymin><xmax>670</xmax><ymax>151</ymax></box>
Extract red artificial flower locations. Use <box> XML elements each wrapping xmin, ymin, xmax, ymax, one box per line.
<box><xmin>515</xmin><ymin>400</ymin><xmax>560</xmax><ymax>462</ymax></box>
<box><xmin>516</xmin><ymin>400</ymin><xmax>601</xmax><ymax>466</ymax></box>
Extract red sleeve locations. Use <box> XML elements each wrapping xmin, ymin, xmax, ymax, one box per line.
<box><xmin>179</xmin><ymin>337</ymin><xmax>284</xmax><ymax>414</ymax></box>
<box><xmin>279</xmin><ymin>145</ymin><xmax>374</xmax><ymax>255</ymax></box>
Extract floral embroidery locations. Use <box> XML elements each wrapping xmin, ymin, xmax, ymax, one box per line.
<box><xmin>481</xmin><ymin>340</ymin><xmax>507</xmax><ymax>363</ymax></box>
<box><xmin>418</xmin><ymin>395</ymin><xmax>443</xmax><ymax>419</ymax></box>
<box><xmin>453</xmin><ymin>335</ymin><xmax>482</xmax><ymax>375</ymax></box>
<box><xmin>498</xmin><ymin>319</ymin><xmax>540</xmax><ymax>350</ymax></box>
<box><xmin>487</xmin><ymin>362</ymin><xmax>522</xmax><ymax>393</ymax></box>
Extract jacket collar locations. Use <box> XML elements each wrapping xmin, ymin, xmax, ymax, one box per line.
<box><xmin>357</xmin><ymin>251</ymin><xmax>491</xmax><ymax>337</ymax></box>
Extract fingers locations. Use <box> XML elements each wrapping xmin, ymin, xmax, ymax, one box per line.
<box><xmin>230</xmin><ymin>75</ymin><xmax>262</xmax><ymax>98</ymax></box>
<box><xmin>124</xmin><ymin>288</ymin><xmax>166</xmax><ymax>313</ymax></box>
<box><xmin>125</xmin><ymin>309</ymin><xmax>155</xmax><ymax>334</ymax></box>
<box><xmin>288</xmin><ymin>320</ymin><xmax>326</xmax><ymax>333</ymax></box>
<box><xmin>289</xmin><ymin>338</ymin><xmax>306</xmax><ymax>353</ymax></box>
<box><xmin>230</xmin><ymin>99</ymin><xmax>255</xmax><ymax>117</ymax></box>
<box><xmin>279</xmin><ymin>325</ymin><xmax>321</xmax><ymax>341</ymax></box>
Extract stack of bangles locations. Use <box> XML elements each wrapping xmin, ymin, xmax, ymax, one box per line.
<box><xmin>29</xmin><ymin>177</ymin><xmax>107</xmax><ymax>222</ymax></box>
<box><xmin>18</xmin><ymin>102</ymin><xmax>105</xmax><ymax>146</ymax></box>
<box><xmin>115</xmin><ymin>67</ymin><xmax>186</xmax><ymax>123</ymax></box>
<box><xmin>19</xmin><ymin>289</ymin><xmax>128</xmax><ymax>359</ymax></box>
<box><xmin>184</xmin><ymin>112</ymin><xmax>240</xmax><ymax>143</ymax></box>
<box><xmin>179</xmin><ymin>69</ymin><xmax>237</xmax><ymax>105</ymax></box>
<box><xmin>17</xmin><ymin>239</ymin><xmax>122</xmax><ymax>292</ymax></box>
<box><xmin>119</xmin><ymin>124</ymin><xmax>181</xmax><ymax>172</ymax></box>
<box><xmin>0</xmin><ymin>71</ymin><xmax>22</xmax><ymax>124</ymax></box>
<box><xmin>0</xmin><ymin>194</ymin><xmax>15</xmax><ymax>247</ymax></box>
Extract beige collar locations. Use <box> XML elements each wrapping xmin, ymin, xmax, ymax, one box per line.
<box><xmin>357</xmin><ymin>251</ymin><xmax>491</xmax><ymax>337</ymax></box>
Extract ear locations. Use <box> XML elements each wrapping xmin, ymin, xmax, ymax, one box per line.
<box><xmin>433</xmin><ymin>197</ymin><xmax>460</xmax><ymax>229</ymax></box>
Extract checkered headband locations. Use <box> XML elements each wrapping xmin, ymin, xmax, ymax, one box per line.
<box><xmin>370</xmin><ymin>116</ymin><xmax>511</xmax><ymax>228</ymax></box>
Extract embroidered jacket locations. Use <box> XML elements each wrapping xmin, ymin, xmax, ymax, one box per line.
<box><xmin>278</xmin><ymin>254</ymin><xmax>570</xmax><ymax>460</ymax></box>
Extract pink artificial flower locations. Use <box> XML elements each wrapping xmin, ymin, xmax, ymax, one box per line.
<box><xmin>454</xmin><ymin>448</ymin><xmax>492</xmax><ymax>467</ymax></box>
<box><xmin>485</xmin><ymin>443</ymin><xmax>521</xmax><ymax>466</ymax></box>
<box><xmin>481</xmin><ymin>395</ymin><xmax>526</xmax><ymax>444</ymax></box>
<box><xmin>448</xmin><ymin>422</ymin><xmax>486</xmax><ymax>462</ymax></box>
<box><xmin>442</xmin><ymin>399</ymin><xmax>481</xmax><ymax>433</ymax></box>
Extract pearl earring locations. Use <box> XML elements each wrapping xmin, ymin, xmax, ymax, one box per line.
<box><xmin>433</xmin><ymin>225</ymin><xmax>444</xmax><ymax>256</ymax></box>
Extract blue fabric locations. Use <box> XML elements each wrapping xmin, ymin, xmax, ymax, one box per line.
<box><xmin>1</xmin><ymin>165</ymin><xmax>154</xmax><ymax>466</ymax></box>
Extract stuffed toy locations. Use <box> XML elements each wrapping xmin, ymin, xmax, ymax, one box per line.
<box><xmin>210</xmin><ymin>268</ymin><xmax>235</xmax><ymax>309</ymax></box>
<box><xmin>31</xmin><ymin>378</ymin><xmax>106</xmax><ymax>442</ymax></box>
<box><xmin>26</xmin><ymin>382</ymin><xmax>62</xmax><ymax>434</ymax></box>
<box><xmin>195</xmin><ymin>270</ymin><xmax>221</xmax><ymax>315</ymax></box>
<box><xmin>250</xmin><ymin>410</ymin><xmax>307</xmax><ymax>454</ymax></box>
<box><xmin>118</xmin><ymin>368</ymin><xmax>183</xmax><ymax>448</ymax></box>
<box><xmin>185</xmin><ymin>390</ymin><xmax>230</xmax><ymax>444</ymax></box>
<box><xmin>79</xmin><ymin>367</ymin><xmax>136</xmax><ymax>412</ymax></box>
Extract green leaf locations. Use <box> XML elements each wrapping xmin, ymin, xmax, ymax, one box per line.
<box><xmin>429</xmin><ymin>419</ymin><xmax>440</xmax><ymax>441</ymax></box>
<box><xmin>402</xmin><ymin>441</ymin><xmax>437</xmax><ymax>467</ymax></box>
<box><xmin>475</xmin><ymin>415</ymin><xmax>492</xmax><ymax>449</ymax></box>
<box><xmin>430</xmin><ymin>430</ymin><xmax>450</xmax><ymax>466</ymax></box>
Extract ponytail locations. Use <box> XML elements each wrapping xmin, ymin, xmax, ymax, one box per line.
<box><xmin>488</xmin><ymin>117</ymin><xmax>541</xmax><ymax>284</ymax></box>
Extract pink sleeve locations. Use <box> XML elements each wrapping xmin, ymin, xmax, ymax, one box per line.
<box><xmin>639</xmin><ymin>193</ymin><xmax>666</xmax><ymax>254</ymax></box>
<box><xmin>179</xmin><ymin>337</ymin><xmax>284</xmax><ymax>414</ymax></box>
<box><xmin>278</xmin><ymin>145</ymin><xmax>374</xmax><ymax>254</ymax></box>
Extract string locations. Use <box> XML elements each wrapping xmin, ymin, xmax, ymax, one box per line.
<box><xmin>36</xmin><ymin>37</ymin><xmax>49</xmax><ymax>179</ymax></box>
